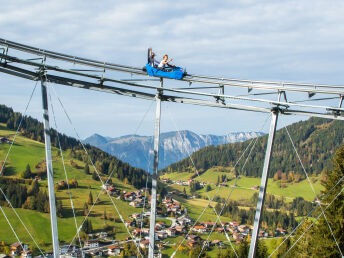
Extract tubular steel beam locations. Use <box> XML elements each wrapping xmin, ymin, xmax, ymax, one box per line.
<box><xmin>148</xmin><ymin>78</ymin><xmax>163</xmax><ymax>258</ymax></box>
<box><xmin>40</xmin><ymin>74</ymin><xmax>59</xmax><ymax>258</ymax></box>
<box><xmin>1</xmin><ymin>62</ymin><xmax>343</xmax><ymax>120</ymax></box>
<box><xmin>249</xmin><ymin>108</ymin><xmax>279</xmax><ymax>258</ymax></box>
<box><xmin>1</xmin><ymin>56</ymin><xmax>344</xmax><ymax>113</ymax></box>
<box><xmin>2</xmin><ymin>39</ymin><xmax>344</xmax><ymax>94</ymax></box>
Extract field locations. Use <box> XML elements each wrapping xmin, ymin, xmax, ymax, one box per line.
<box><xmin>0</xmin><ymin>125</ymin><xmax>144</xmax><ymax>251</ymax></box>
<box><xmin>165</xmin><ymin>168</ymin><xmax>323</xmax><ymax>202</ymax></box>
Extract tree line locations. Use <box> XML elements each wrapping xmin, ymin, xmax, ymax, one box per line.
<box><xmin>0</xmin><ymin>104</ymin><xmax>149</xmax><ymax>189</ymax></box>
<box><xmin>162</xmin><ymin>117</ymin><xmax>344</xmax><ymax>179</ymax></box>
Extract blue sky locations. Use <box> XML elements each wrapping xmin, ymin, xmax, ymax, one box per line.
<box><xmin>1</xmin><ymin>0</ymin><xmax>344</xmax><ymax>139</ymax></box>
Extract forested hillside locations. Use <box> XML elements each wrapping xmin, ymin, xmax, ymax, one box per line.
<box><xmin>162</xmin><ymin>117</ymin><xmax>344</xmax><ymax>178</ymax></box>
<box><xmin>0</xmin><ymin>104</ymin><xmax>148</xmax><ymax>189</ymax></box>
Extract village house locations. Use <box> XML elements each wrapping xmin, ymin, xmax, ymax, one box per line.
<box><xmin>238</xmin><ymin>225</ymin><xmax>250</xmax><ymax>233</ymax></box>
<box><xmin>211</xmin><ymin>240</ymin><xmax>224</xmax><ymax>247</ymax></box>
<box><xmin>166</xmin><ymin>228</ymin><xmax>176</xmax><ymax>237</ymax></box>
<box><xmin>187</xmin><ymin>240</ymin><xmax>199</xmax><ymax>248</ymax></box>
<box><xmin>176</xmin><ymin>215</ymin><xmax>193</xmax><ymax>226</ymax></box>
<box><xmin>132</xmin><ymin>228</ymin><xmax>141</xmax><ymax>236</ymax></box>
<box><xmin>216</xmin><ymin>227</ymin><xmax>225</xmax><ymax>233</ymax></box>
<box><xmin>84</xmin><ymin>239</ymin><xmax>99</xmax><ymax>248</ymax></box>
<box><xmin>187</xmin><ymin>235</ymin><xmax>200</xmax><ymax>241</ymax></box>
<box><xmin>107</xmin><ymin>245</ymin><xmax>121</xmax><ymax>256</ymax></box>
<box><xmin>155</xmin><ymin>222</ymin><xmax>166</xmax><ymax>230</ymax></box>
<box><xmin>59</xmin><ymin>245</ymin><xmax>77</xmax><ymax>255</ymax></box>
<box><xmin>139</xmin><ymin>240</ymin><xmax>150</xmax><ymax>249</ymax></box>
<box><xmin>193</xmin><ymin>226</ymin><xmax>208</xmax><ymax>233</ymax></box>
<box><xmin>10</xmin><ymin>242</ymin><xmax>28</xmax><ymax>256</ymax></box>
<box><xmin>201</xmin><ymin>222</ymin><xmax>216</xmax><ymax>228</ymax></box>
<box><xmin>233</xmin><ymin>233</ymin><xmax>243</xmax><ymax>243</ymax></box>
<box><xmin>275</xmin><ymin>228</ymin><xmax>287</xmax><ymax>236</ymax></box>
<box><xmin>125</xmin><ymin>220</ymin><xmax>136</xmax><ymax>228</ymax></box>
<box><xmin>141</xmin><ymin>228</ymin><xmax>150</xmax><ymax>236</ymax></box>
<box><xmin>129</xmin><ymin>199</ymin><xmax>143</xmax><ymax>207</ymax></box>
<box><xmin>259</xmin><ymin>230</ymin><xmax>269</xmax><ymax>238</ymax></box>
<box><xmin>160</xmin><ymin>178</ymin><xmax>170</xmax><ymax>183</ymax></box>
<box><xmin>20</xmin><ymin>250</ymin><xmax>32</xmax><ymax>258</ymax></box>
<box><xmin>228</xmin><ymin>226</ymin><xmax>238</xmax><ymax>234</ymax></box>
<box><xmin>229</xmin><ymin>221</ymin><xmax>239</xmax><ymax>227</ymax></box>
<box><xmin>95</xmin><ymin>231</ymin><xmax>108</xmax><ymax>238</ymax></box>
<box><xmin>157</xmin><ymin>231</ymin><xmax>168</xmax><ymax>239</ymax></box>
<box><xmin>175</xmin><ymin>225</ymin><xmax>186</xmax><ymax>233</ymax></box>
<box><xmin>124</xmin><ymin>192</ymin><xmax>135</xmax><ymax>201</ymax></box>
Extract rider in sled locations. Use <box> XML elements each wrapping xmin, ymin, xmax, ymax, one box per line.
<box><xmin>146</xmin><ymin>48</ymin><xmax>185</xmax><ymax>79</ymax></box>
<box><xmin>158</xmin><ymin>54</ymin><xmax>176</xmax><ymax>71</ymax></box>
<box><xmin>148</xmin><ymin>48</ymin><xmax>160</xmax><ymax>68</ymax></box>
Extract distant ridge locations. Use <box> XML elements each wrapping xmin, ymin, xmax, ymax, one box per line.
<box><xmin>163</xmin><ymin>117</ymin><xmax>344</xmax><ymax>178</ymax></box>
<box><xmin>84</xmin><ymin>130</ymin><xmax>264</xmax><ymax>171</ymax></box>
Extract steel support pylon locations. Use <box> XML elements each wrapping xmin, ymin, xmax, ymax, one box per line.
<box><xmin>249</xmin><ymin>108</ymin><xmax>279</xmax><ymax>258</ymax></box>
<box><xmin>148</xmin><ymin>78</ymin><xmax>163</xmax><ymax>258</ymax></box>
<box><xmin>41</xmin><ymin>75</ymin><xmax>59</xmax><ymax>258</ymax></box>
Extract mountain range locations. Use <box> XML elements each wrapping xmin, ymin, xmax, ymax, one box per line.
<box><xmin>83</xmin><ymin>130</ymin><xmax>264</xmax><ymax>171</ymax></box>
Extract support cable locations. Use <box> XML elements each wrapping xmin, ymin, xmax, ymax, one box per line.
<box><xmin>139</xmin><ymin>136</ymin><xmax>153</xmax><ymax>241</ymax></box>
<box><xmin>0</xmin><ymin>82</ymin><xmax>45</xmax><ymax>256</ymax></box>
<box><xmin>165</xmin><ymin>106</ymin><xmax>238</xmax><ymax>256</ymax></box>
<box><xmin>283</xmin><ymin>186</ymin><xmax>344</xmax><ymax>257</ymax></box>
<box><xmin>170</xmin><ymin>136</ymin><xmax>256</xmax><ymax>258</ymax></box>
<box><xmin>171</xmin><ymin>114</ymin><xmax>269</xmax><ymax>258</ymax></box>
<box><xmin>198</xmin><ymin>115</ymin><xmax>269</xmax><ymax>257</ymax></box>
<box><xmin>0</xmin><ymin>81</ymin><xmax>37</xmax><ymax>176</ymax></box>
<box><xmin>50</xmin><ymin>85</ymin><xmax>143</xmax><ymax>257</ymax></box>
<box><xmin>285</xmin><ymin>126</ymin><xmax>343</xmax><ymax>257</ymax></box>
<box><xmin>48</xmin><ymin>91</ymin><xmax>83</xmax><ymax>250</ymax></box>
<box><xmin>67</xmin><ymin>100</ymin><xmax>154</xmax><ymax>253</ymax></box>
<box><xmin>269</xmin><ymin>170</ymin><xmax>344</xmax><ymax>257</ymax></box>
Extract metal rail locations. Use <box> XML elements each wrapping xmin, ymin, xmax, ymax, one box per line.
<box><xmin>2</xmin><ymin>38</ymin><xmax>344</xmax><ymax>95</ymax></box>
<box><xmin>1</xmin><ymin>62</ymin><xmax>343</xmax><ymax>121</ymax></box>
<box><xmin>1</xmin><ymin>55</ymin><xmax>343</xmax><ymax>116</ymax></box>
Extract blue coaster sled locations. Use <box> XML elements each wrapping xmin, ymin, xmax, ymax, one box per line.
<box><xmin>145</xmin><ymin>64</ymin><xmax>185</xmax><ymax>80</ymax></box>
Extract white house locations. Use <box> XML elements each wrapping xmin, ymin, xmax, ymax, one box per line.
<box><xmin>84</xmin><ymin>239</ymin><xmax>99</xmax><ymax>248</ymax></box>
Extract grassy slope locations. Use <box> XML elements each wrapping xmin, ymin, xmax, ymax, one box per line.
<box><xmin>164</xmin><ymin>168</ymin><xmax>322</xmax><ymax>202</ymax></box>
<box><xmin>0</xmin><ymin>125</ymin><xmax>143</xmax><ymax>250</ymax></box>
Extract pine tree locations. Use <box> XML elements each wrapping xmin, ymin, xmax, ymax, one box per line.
<box><xmin>88</xmin><ymin>191</ymin><xmax>93</xmax><ymax>205</ymax></box>
<box><xmin>56</xmin><ymin>200</ymin><xmax>63</xmax><ymax>218</ymax></box>
<box><xmin>27</xmin><ymin>180</ymin><xmax>40</xmax><ymax>195</ymax></box>
<box><xmin>238</xmin><ymin>238</ymin><xmax>249</xmax><ymax>257</ymax></box>
<box><xmin>84</xmin><ymin>164</ymin><xmax>90</xmax><ymax>175</ymax></box>
<box><xmin>256</xmin><ymin>240</ymin><xmax>268</xmax><ymax>258</ymax></box>
<box><xmin>83</xmin><ymin>202</ymin><xmax>89</xmax><ymax>216</ymax></box>
<box><xmin>103</xmin><ymin>208</ymin><xmax>107</xmax><ymax>220</ymax></box>
<box><xmin>82</xmin><ymin>219</ymin><xmax>93</xmax><ymax>234</ymax></box>
<box><xmin>21</xmin><ymin>164</ymin><xmax>32</xmax><ymax>179</ymax></box>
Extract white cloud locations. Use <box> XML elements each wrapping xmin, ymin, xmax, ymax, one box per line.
<box><xmin>0</xmin><ymin>0</ymin><xmax>343</xmax><ymax>137</ymax></box>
